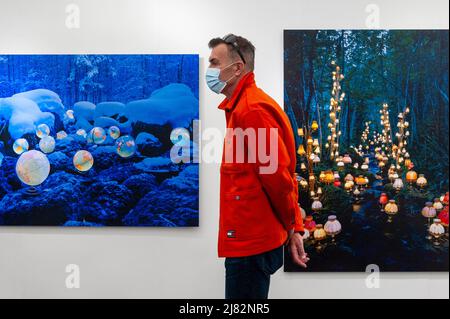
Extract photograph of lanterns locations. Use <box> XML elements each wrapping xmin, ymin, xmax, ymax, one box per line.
<box><xmin>284</xmin><ymin>30</ymin><xmax>448</xmax><ymax>271</ymax></box>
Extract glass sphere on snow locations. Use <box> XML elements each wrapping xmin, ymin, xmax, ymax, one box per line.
<box><xmin>88</xmin><ymin>127</ymin><xmax>107</xmax><ymax>145</ymax></box>
<box><xmin>39</xmin><ymin>136</ymin><xmax>56</xmax><ymax>154</ymax></box>
<box><xmin>73</xmin><ymin>150</ymin><xmax>94</xmax><ymax>172</ymax></box>
<box><xmin>15</xmin><ymin>150</ymin><xmax>50</xmax><ymax>186</ymax></box>
<box><xmin>36</xmin><ymin>123</ymin><xmax>50</xmax><ymax>139</ymax></box>
<box><xmin>108</xmin><ymin>126</ymin><xmax>121</xmax><ymax>140</ymax></box>
<box><xmin>116</xmin><ymin>136</ymin><xmax>136</xmax><ymax>158</ymax></box>
<box><xmin>13</xmin><ymin>138</ymin><xmax>29</xmax><ymax>155</ymax></box>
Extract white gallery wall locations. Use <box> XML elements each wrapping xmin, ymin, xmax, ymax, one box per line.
<box><xmin>0</xmin><ymin>0</ymin><xmax>448</xmax><ymax>299</ymax></box>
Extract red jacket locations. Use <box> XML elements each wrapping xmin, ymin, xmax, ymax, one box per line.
<box><xmin>218</xmin><ymin>72</ymin><xmax>304</xmax><ymax>258</ymax></box>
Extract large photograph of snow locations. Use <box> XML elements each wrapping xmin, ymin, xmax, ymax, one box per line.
<box><xmin>0</xmin><ymin>54</ymin><xmax>199</xmax><ymax>227</ymax></box>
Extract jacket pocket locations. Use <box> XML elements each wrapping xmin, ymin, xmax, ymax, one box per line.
<box><xmin>221</xmin><ymin>186</ymin><xmax>276</xmax><ymax>241</ymax></box>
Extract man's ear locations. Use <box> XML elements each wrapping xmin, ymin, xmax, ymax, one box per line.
<box><xmin>235</xmin><ymin>61</ymin><xmax>245</xmax><ymax>76</ymax></box>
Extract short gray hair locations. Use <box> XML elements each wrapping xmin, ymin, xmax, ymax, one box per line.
<box><xmin>208</xmin><ymin>34</ymin><xmax>255</xmax><ymax>71</ymax></box>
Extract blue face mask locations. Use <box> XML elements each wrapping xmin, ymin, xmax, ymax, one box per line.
<box><xmin>205</xmin><ymin>63</ymin><xmax>236</xmax><ymax>94</ymax></box>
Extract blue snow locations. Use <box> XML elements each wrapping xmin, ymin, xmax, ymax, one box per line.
<box><xmin>0</xmin><ymin>96</ymin><xmax>55</xmax><ymax>139</ymax></box>
<box><xmin>12</xmin><ymin>89</ymin><xmax>65</xmax><ymax>118</ymax></box>
<box><xmin>125</xmin><ymin>84</ymin><xmax>198</xmax><ymax>128</ymax></box>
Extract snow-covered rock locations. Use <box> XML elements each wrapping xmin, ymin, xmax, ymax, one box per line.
<box><xmin>95</xmin><ymin>102</ymin><xmax>125</xmax><ymax>118</ymax></box>
<box><xmin>135</xmin><ymin>132</ymin><xmax>163</xmax><ymax>156</ymax></box>
<box><xmin>134</xmin><ymin>156</ymin><xmax>177</xmax><ymax>173</ymax></box>
<box><xmin>73</xmin><ymin>101</ymin><xmax>96</xmax><ymax>121</ymax></box>
<box><xmin>125</xmin><ymin>83</ymin><xmax>198</xmax><ymax>128</ymax></box>
<box><xmin>0</xmin><ymin>96</ymin><xmax>55</xmax><ymax>139</ymax></box>
<box><xmin>13</xmin><ymin>89</ymin><xmax>65</xmax><ymax>118</ymax></box>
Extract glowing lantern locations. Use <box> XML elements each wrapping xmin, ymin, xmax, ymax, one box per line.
<box><xmin>313</xmin><ymin>224</ymin><xmax>327</xmax><ymax>250</ymax></box>
<box><xmin>433</xmin><ymin>198</ymin><xmax>444</xmax><ymax>212</ymax></box>
<box><xmin>311</xmin><ymin>197</ymin><xmax>323</xmax><ymax>212</ymax></box>
<box><xmin>385</xmin><ymin>199</ymin><xmax>399</xmax><ymax>223</ymax></box>
<box><xmin>300</xmin><ymin>162</ymin><xmax>307</xmax><ymax>171</ymax></box>
<box><xmin>361</xmin><ymin>163</ymin><xmax>369</xmax><ymax>171</ymax></box>
<box><xmin>422</xmin><ymin>202</ymin><xmax>437</xmax><ymax>235</ymax></box>
<box><xmin>324</xmin><ymin>215</ymin><xmax>342</xmax><ymax>243</ymax></box>
<box><xmin>405</xmin><ymin>159</ymin><xmax>412</xmax><ymax>168</ymax></box>
<box><xmin>324</xmin><ymin>171</ymin><xmax>334</xmax><ymax>185</ymax></box>
<box><xmin>297</xmin><ymin>145</ymin><xmax>306</xmax><ymax>156</ymax></box>
<box><xmin>416</xmin><ymin>174</ymin><xmax>427</xmax><ymax>189</ymax></box>
<box><xmin>333</xmin><ymin>179</ymin><xmax>341</xmax><ymax>187</ymax></box>
<box><xmin>355</xmin><ymin>175</ymin><xmax>366</xmax><ymax>187</ymax></box>
<box><xmin>313</xmin><ymin>139</ymin><xmax>319</xmax><ymax>147</ymax></box>
<box><xmin>304</xmin><ymin>216</ymin><xmax>316</xmax><ymax>233</ymax></box>
<box><xmin>406</xmin><ymin>170</ymin><xmax>418</xmax><ymax>184</ymax></box>
<box><xmin>379</xmin><ymin>193</ymin><xmax>389</xmax><ymax>211</ymax></box>
<box><xmin>344</xmin><ymin>180</ymin><xmax>354</xmax><ymax>191</ymax></box>
<box><xmin>343</xmin><ymin>154</ymin><xmax>352</xmax><ymax>164</ymax></box>
<box><xmin>299</xmin><ymin>178</ymin><xmax>308</xmax><ymax>191</ymax></box>
<box><xmin>319</xmin><ymin>171</ymin><xmax>326</xmax><ymax>183</ymax></box>
<box><xmin>311</xmin><ymin>121</ymin><xmax>319</xmax><ymax>131</ymax></box>
<box><xmin>429</xmin><ymin>219</ymin><xmax>445</xmax><ymax>245</ymax></box>
<box><xmin>313</xmin><ymin>155</ymin><xmax>321</xmax><ymax>164</ymax></box>
<box><xmin>317</xmin><ymin>187</ymin><xmax>323</xmax><ymax>196</ymax></box>
<box><xmin>297</xmin><ymin>128</ymin><xmax>304</xmax><ymax>137</ymax></box>
<box><xmin>345</xmin><ymin>174</ymin><xmax>353</xmax><ymax>182</ymax></box>
<box><xmin>393</xmin><ymin>178</ymin><xmax>404</xmax><ymax>191</ymax></box>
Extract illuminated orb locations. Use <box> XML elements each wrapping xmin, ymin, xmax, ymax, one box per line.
<box><xmin>108</xmin><ymin>126</ymin><xmax>121</xmax><ymax>140</ymax></box>
<box><xmin>88</xmin><ymin>127</ymin><xmax>107</xmax><ymax>145</ymax></box>
<box><xmin>73</xmin><ymin>150</ymin><xmax>94</xmax><ymax>172</ymax></box>
<box><xmin>66</xmin><ymin>109</ymin><xmax>75</xmax><ymax>120</ymax></box>
<box><xmin>76</xmin><ymin>129</ymin><xmax>87</xmax><ymax>138</ymax></box>
<box><xmin>15</xmin><ymin>150</ymin><xmax>50</xmax><ymax>186</ymax></box>
<box><xmin>39</xmin><ymin>136</ymin><xmax>56</xmax><ymax>154</ymax></box>
<box><xmin>36</xmin><ymin>123</ymin><xmax>50</xmax><ymax>138</ymax></box>
<box><xmin>56</xmin><ymin>131</ymin><xmax>68</xmax><ymax>140</ymax></box>
<box><xmin>13</xmin><ymin>138</ymin><xmax>29</xmax><ymax>155</ymax></box>
<box><xmin>116</xmin><ymin>136</ymin><xmax>136</xmax><ymax>158</ymax></box>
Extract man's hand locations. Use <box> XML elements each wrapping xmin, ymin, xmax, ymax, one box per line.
<box><xmin>287</xmin><ymin>231</ymin><xmax>310</xmax><ymax>268</ymax></box>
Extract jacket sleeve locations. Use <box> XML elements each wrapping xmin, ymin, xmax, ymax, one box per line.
<box><xmin>241</xmin><ymin>108</ymin><xmax>304</xmax><ymax>233</ymax></box>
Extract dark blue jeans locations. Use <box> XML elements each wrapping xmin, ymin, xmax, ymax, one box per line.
<box><xmin>225</xmin><ymin>245</ymin><xmax>284</xmax><ymax>299</ymax></box>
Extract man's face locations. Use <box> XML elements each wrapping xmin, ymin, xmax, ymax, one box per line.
<box><xmin>208</xmin><ymin>43</ymin><xmax>237</xmax><ymax>83</ymax></box>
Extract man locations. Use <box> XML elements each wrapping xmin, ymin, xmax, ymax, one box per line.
<box><xmin>206</xmin><ymin>34</ymin><xmax>310</xmax><ymax>299</ymax></box>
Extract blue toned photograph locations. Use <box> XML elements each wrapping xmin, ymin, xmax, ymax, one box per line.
<box><xmin>0</xmin><ymin>54</ymin><xmax>199</xmax><ymax>227</ymax></box>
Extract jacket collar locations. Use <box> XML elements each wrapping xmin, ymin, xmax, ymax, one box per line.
<box><xmin>218</xmin><ymin>72</ymin><xmax>255</xmax><ymax>112</ymax></box>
